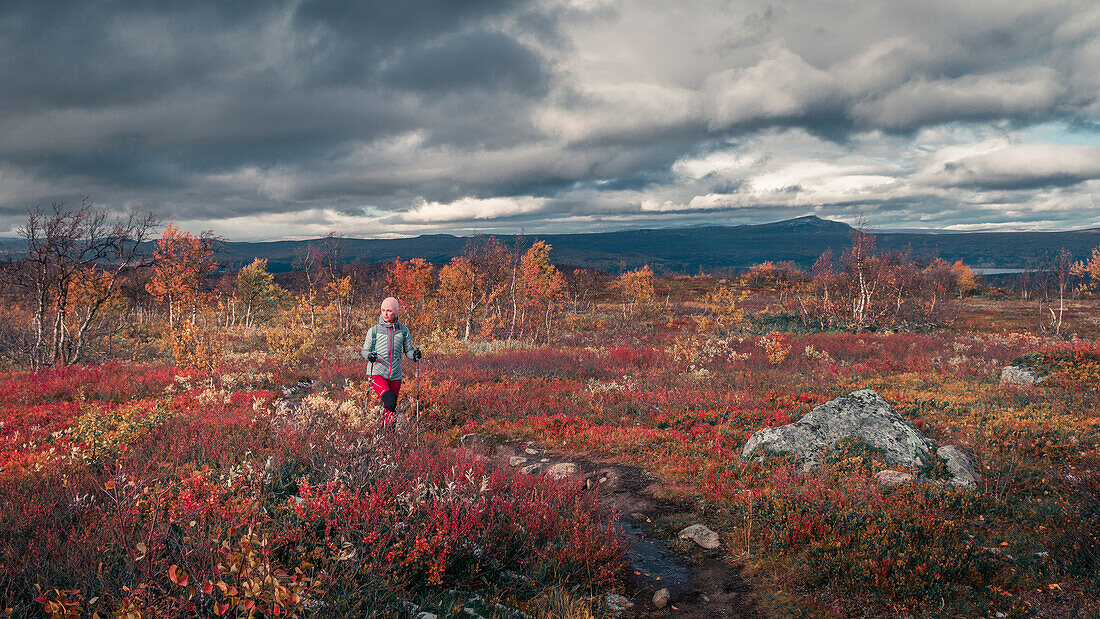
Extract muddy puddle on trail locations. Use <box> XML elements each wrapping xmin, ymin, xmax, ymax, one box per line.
<box><xmin>465</xmin><ymin>435</ymin><xmax>762</xmax><ymax>618</ymax></box>
<box><xmin>620</xmin><ymin>519</ymin><xmax>693</xmax><ymax>595</ymax></box>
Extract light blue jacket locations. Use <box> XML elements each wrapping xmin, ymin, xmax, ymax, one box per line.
<box><xmin>362</xmin><ymin>317</ymin><xmax>416</xmax><ymax>380</ymax></box>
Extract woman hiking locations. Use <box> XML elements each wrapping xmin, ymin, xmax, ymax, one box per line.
<box><xmin>362</xmin><ymin>296</ymin><xmax>421</xmax><ymax>430</ymax></box>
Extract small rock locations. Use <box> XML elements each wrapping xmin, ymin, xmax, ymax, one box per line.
<box><xmin>1000</xmin><ymin>365</ymin><xmax>1041</xmax><ymax>386</ymax></box>
<box><xmin>415</xmin><ymin>614</ymin><xmax>438</xmax><ymax>619</ymax></box>
<box><xmin>525</xmin><ymin>448</ymin><xmax>539</xmax><ymax>455</ymax></box>
<box><xmin>652</xmin><ymin>588</ymin><xmax>670</xmax><ymax>608</ymax></box>
<box><xmin>508</xmin><ymin>456</ymin><xmax>527</xmax><ymax>467</ymax></box>
<box><xmin>520</xmin><ymin>463</ymin><xmax>541</xmax><ymax>474</ymax></box>
<box><xmin>605</xmin><ymin>593</ymin><xmax>633</xmax><ymax>614</ymax></box>
<box><xmin>679</xmin><ymin>524</ymin><xmax>720</xmax><ymax>549</ymax></box>
<box><xmin>875</xmin><ymin>469</ymin><xmax>913</xmax><ymax>488</ymax></box>
<box><xmin>540</xmin><ymin>458</ymin><xmax>549</xmax><ymax>462</ymax></box>
<box><xmin>938</xmin><ymin>445</ymin><xmax>980</xmax><ymax>488</ymax></box>
<box><xmin>547</xmin><ymin>462</ymin><xmax>579</xmax><ymax>479</ymax></box>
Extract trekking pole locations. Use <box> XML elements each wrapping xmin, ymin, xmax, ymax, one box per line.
<box><xmin>414</xmin><ymin>357</ymin><xmax>421</xmax><ymax>444</ymax></box>
<box><xmin>367</xmin><ymin>358</ymin><xmax>377</xmax><ymax>428</ymax></box>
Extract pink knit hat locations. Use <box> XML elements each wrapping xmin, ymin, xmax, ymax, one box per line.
<box><xmin>380</xmin><ymin>297</ymin><xmax>400</xmax><ymax>312</ymax></box>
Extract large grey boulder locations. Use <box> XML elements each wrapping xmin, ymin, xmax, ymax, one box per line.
<box><xmin>742</xmin><ymin>389</ymin><xmax>981</xmax><ymax>489</ymax></box>
<box><xmin>741</xmin><ymin>389</ymin><xmax>933</xmax><ymax>470</ymax></box>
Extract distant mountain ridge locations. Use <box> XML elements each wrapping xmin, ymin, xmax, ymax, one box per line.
<box><xmin>5</xmin><ymin>216</ymin><xmax>1099</xmax><ymax>273</ymax></box>
<box><xmin>217</xmin><ymin>215</ymin><xmax>1099</xmax><ymax>273</ymax></box>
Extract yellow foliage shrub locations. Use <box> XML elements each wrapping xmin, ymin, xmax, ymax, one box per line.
<box><xmin>172</xmin><ymin>321</ymin><xmax>227</xmax><ymax>373</ymax></box>
<box><xmin>263</xmin><ymin>326</ymin><xmax>316</xmax><ymax>368</ymax></box>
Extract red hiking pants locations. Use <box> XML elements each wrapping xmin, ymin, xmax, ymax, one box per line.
<box><xmin>370</xmin><ymin>375</ymin><xmax>402</xmax><ymax>423</ymax></box>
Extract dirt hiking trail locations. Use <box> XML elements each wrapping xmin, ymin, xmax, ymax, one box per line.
<box><xmin>462</xmin><ymin>435</ymin><xmax>763</xmax><ymax>618</ymax></box>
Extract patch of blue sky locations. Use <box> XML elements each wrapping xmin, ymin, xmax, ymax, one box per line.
<box><xmin>1021</xmin><ymin>122</ymin><xmax>1100</xmax><ymax>146</ymax></box>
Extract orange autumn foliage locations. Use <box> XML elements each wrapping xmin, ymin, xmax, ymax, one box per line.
<box><xmin>387</xmin><ymin>258</ymin><xmax>434</xmax><ymax>332</ymax></box>
<box><xmin>147</xmin><ymin>223</ymin><xmax>218</xmax><ymax>328</ymax></box>
<box><xmin>517</xmin><ymin>241</ymin><xmax>566</xmax><ymax>341</ymax></box>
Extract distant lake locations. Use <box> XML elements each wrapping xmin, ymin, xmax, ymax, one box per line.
<box><xmin>973</xmin><ymin>268</ymin><xmax>1026</xmax><ymax>275</ymax></box>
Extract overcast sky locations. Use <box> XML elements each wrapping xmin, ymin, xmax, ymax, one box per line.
<box><xmin>1</xmin><ymin>0</ymin><xmax>1098</xmax><ymax>240</ymax></box>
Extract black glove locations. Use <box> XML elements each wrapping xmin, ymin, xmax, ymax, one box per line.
<box><xmin>366</xmin><ymin>351</ymin><xmax>380</xmax><ymax>363</ymax></box>
<box><xmin>413</xmin><ymin>348</ymin><xmax>422</xmax><ymax>360</ymax></box>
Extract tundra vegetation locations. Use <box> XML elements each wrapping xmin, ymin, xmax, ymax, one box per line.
<box><xmin>1</xmin><ymin>202</ymin><xmax>1099</xmax><ymax>617</ymax></box>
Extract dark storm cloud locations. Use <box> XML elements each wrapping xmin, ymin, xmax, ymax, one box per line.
<box><xmin>292</xmin><ymin>0</ymin><xmax>518</xmax><ymax>44</ymax></box>
<box><xmin>380</xmin><ymin>30</ymin><xmax>549</xmax><ymax>97</ymax></box>
<box><xmin>0</xmin><ymin>0</ymin><xmax>1098</xmax><ymax>239</ymax></box>
<box><xmin>0</xmin><ymin>1</ymin><xmax>282</xmax><ymax>114</ymax></box>
<box><xmin>289</xmin><ymin>0</ymin><xmax>531</xmax><ymax>89</ymax></box>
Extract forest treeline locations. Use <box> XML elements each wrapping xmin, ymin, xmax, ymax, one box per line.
<box><xmin>2</xmin><ymin>200</ymin><xmax>1100</xmax><ymax>370</ymax></box>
